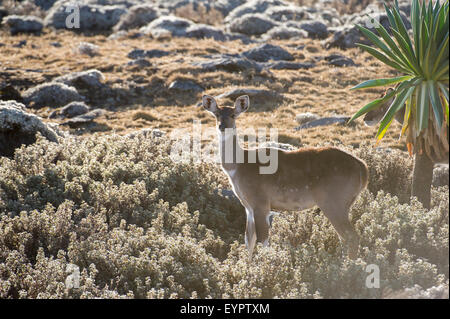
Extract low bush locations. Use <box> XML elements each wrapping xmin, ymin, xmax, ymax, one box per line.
<box><xmin>0</xmin><ymin>134</ymin><xmax>447</xmax><ymax>298</ymax></box>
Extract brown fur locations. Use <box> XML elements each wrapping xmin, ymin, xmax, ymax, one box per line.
<box><xmin>202</xmin><ymin>94</ymin><xmax>369</xmax><ymax>260</ymax></box>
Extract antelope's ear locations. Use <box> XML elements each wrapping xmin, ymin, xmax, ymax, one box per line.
<box><xmin>234</xmin><ymin>95</ymin><xmax>249</xmax><ymax>116</ymax></box>
<box><xmin>202</xmin><ymin>95</ymin><xmax>218</xmax><ymax>114</ymax></box>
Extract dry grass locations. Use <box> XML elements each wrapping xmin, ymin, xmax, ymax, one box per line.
<box><xmin>0</xmin><ymin>29</ymin><xmax>406</xmax><ymax>153</ymax></box>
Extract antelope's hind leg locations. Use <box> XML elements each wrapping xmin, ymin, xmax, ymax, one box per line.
<box><xmin>318</xmin><ymin>203</ymin><xmax>360</xmax><ymax>260</ymax></box>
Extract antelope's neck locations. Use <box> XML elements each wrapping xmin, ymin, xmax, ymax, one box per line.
<box><xmin>219</xmin><ymin>129</ymin><xmax>242</xmax><ymax>172</ymax></box>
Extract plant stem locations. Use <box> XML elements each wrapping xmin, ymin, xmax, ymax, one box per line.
<box><xmin>411</xmin><ymin>152</ymin><xmax>434</xmax><ymax>209</ymax></box>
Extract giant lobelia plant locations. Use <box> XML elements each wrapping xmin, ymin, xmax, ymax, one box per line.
<box><xmin>349</xmin><ymin>0</ymin><xmax>449</xmax><ymax>208</ymax></box>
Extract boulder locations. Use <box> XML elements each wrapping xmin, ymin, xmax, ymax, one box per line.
<box><xmin>295</xmin><ymin>112</ymin><xmax>320</xmax><ymax>125</ymax></box>
<box><xmin>61</xmin><ymin>109</ymin><xmax>104</xmax><ymax>128</ymax></box>
<box><xmin>184</xmin><ymin>24</ymin><xmax>228</xmax><ymax>41</ymax></box>
<box><xmin>50</xmin><ymin>101</ymin><xmax>90</xmax><ymax>119</ymax></box>
<box><xmin>262</xmin><ymin>25</ymin><xmax>307</xmax><ymax>40</ymax></box>
<box><xmin>34</xmin><ymin>0</ymin><xmax>58</xmax><ymax>10</ymax></box>
<box><xmin>324</xmin><ymin>25</ymin><xmax>369</xmax><ymax>49</ymax></box>
<box><xmin>44</xmin><ymin>1</ymin><xmax>127</xmax><ymax>31</ymax></box>
<box><xmin>265</xmin><ymin>5</ymin><xmax>310</xmax><ymax>22</ymax></box>
<box><xmin>295</xmin><ymin>116</ymin><xmax>350</xmax><ymax>130</ymax></box>
<box><xmin>22</xmin><ymin>83</ymin><xmax>84</xmax><ymax>109</ymax></box>
<box><xmin>2</xmin><ymin>15</ymin><xmax>43</xmax><ymax>35</ymax></box>
<box><xmin>215</xmin><ymin>88</ymin><xmax>285</xmax><ymax>104</ymax></box>
<box><xmin>0</xmin><ymin>100</ymin><xmax>59</xmax><ymax>157</ymax></box>
<box><xmin>113</xmin><ymin>4</ymin><xmax>160</xmax><ymax>31</ymax></box>
<box><xmin>77</xmin><ymin>42</ymin><xmax>100</xmax><ymax>57</ymax></box>
<box><xmin>228</xmin><ymin>13</ymin><xmax>277</xmax><ymax>36</ymax></box>
<box><xmin>265</xmin><ymin>61</ymin><xmax>315</xmax><ymax>70</ymax></box>
<box><xmin>325</xmin><ymin>54</ymin><xmax>356</xmax><ymax>67</ymax></box>
<box><xmin>288</xmin><ymin>20</ymin><xmax>328</xmax><ymax>39</ymax></box>
<box><xmin>168</xmin><ymin>80</ymin><xmax>204</xmax><ymax>93</ymax></box>
<box><xmin>242</xmin><ymin>43</ymin><xmax>293</xmax><ymax>62</ymax></box>
<box><xmin>192</xmin><ymin>55</ymin><xmax>263</xmax><ymax>73</ymax></box>
<box><xmin>139</xmin><ymin>15</ymin><xmax>194</xmax><ymax>38</ymax></box>
<box><xmin>224</xmin><ymin>0</ymin><xmax>288</xmax><ymax>23</ymax></box>
<box><xmin>53</xmin><ymin>69</ymin><xmax>106</xmax><ymax>91</ymax></box>
<box><xmin>127</xmin><ymin>49</ymin><xmax>170</xmax><ymax>59</ymax></box>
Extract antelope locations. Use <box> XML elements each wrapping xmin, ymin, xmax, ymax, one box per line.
<box><xmin>201</xmin><ymin>94</ymin><xmax>369</xmax><ymax>260</ymax></box>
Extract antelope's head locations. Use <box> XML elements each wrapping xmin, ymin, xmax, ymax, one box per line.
<box><xmin>201</xmin><ymin>95</ymin><xmax>250</xmax><ymax>133</ymax></box>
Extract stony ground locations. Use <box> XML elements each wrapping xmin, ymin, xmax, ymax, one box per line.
<box><xmin>0</xmin><ymin>0</ymin><xmax>408</xmax><ymax>151</ymax></box>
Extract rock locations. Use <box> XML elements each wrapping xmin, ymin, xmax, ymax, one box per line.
<box><xmin>224</xmin><ymin>0</ymin><xmax>288</xmax><ymax>23</ymax></box>
<box><xmin>262</xmin><ymin>25</ymin><xmax>307</xmax><ymax>40</ymax></box>
<box><xmin>168</xmin><ymin>80</ymin><xmax>204</xmax><ymax>93</ymax></box>
<box><xmin>184</xmin><ymin>24</ymin><xmax>228</xmax><ymax>41</ymax></box>
<box><xmin>12</xmin><ymin>40</ymin><xmax>27</xmax><ymax>48</ymax></box>
<box><xmin>113</xmin><ymin>4</ymin><xmax>160</xmax><ymax>31</ymax></box>
<box><xmin>0</xmin><ymin>7</ymin><xmax>8</xmax><ymax>23</ymax></box>
<box><xmin>288</xmin><ymin>20</ymin><xmax>328</xmax><ymax>39</ymax></box>
<box><xmin>139</xmin><ymin>15</ymin><xmax>194</xmax><ymax>38</ymax></box>
<box><xmin>325</xmin><ymin>54</ymin><xmax>356</xmax><ymax>67</ymax></box>
<box><xmin>432</xmin><ymin>164</ymin><xmax>449</xmax><ymax>187</ymax></box>
<box><xmin>324</xmin><ymin>25</ymin><xmax>369</xmax><ymax>49</ymax></box>
<box><xmin>242</xmin><ymin>43</ymin><xmax>293</xmax><ymax>62</ymax></box>
<box><xmin>44</xmin><ymin>1</ymin><xmax>127</xmax><ymax>31</ymax></box>
<box><xmin>295</xmin><ymin>112</ymin><xmax>320</xmax><ymax>125</ymax></box>
<box><xmin>50</xmin><ymin>101</ymin><xmax>90</xmax><ymax>119</ymax></box>
<box><xmin>77</xmin><ymin>42</ymin><xmax>100</xmax><ymax>57</ymax></box>
<box><xmin>228</xmin><ymin>13</ymin><xmax>277</xmax><ymax>36</ymax></box>
<box><xmin>0</xmin><ymin>84</ymin><xmax>22</xmax><ymax>102</ymax></box>
<box><xmin>34</xmin><ymin>0</ymin><xmax>58</xmax><ymax>10</ymax></box>
<box><xmin>127</xmin><ymin>48</ymin><xmax>170</xmax><ymax>59</ymax></box>
<box><xmin>266</xmin><ymin>61</ymin><xmax>315</xmax><ymax>70</ymax></box>
<box><xmin>61</xmin><ymin>109</ymin><xmax>104</xmax><ymax>128</ymax></box>
<box><xmin>126</xmin><ymin>58</ymin><xmax>152</xmax><ymax>68</ymax></box>
<box><xmin>53</xmin><ymin>69</ymin><xmax>106</xmax><ymax>91</ymax></box>
<box><xmin>215</xmin><ymin>88</ymin><xmax>285</xmax><ymax>104</ymax></box>
<box><xmin>295</xmin><ymin>116</ymin><xmax>350</xmax><ymax>130</ymax></box>
<box><xmin>265</xmin><ymin>5</ymin><xmax>310</xmax><ymax>22</ymax></box>
<box><xmin>2</xmin><ymin>15</ymin><xmax>43</xmax><ymax>35</ymax></box>
<box><xmin>50</xmin><ymin>41</ymin><xmax>62</xmax><ymax>47</ymax></box>
<box><xmin>23</xmin><ymin>83</ymin><xmax>84</xmax><ymax>109</ymax></box>
<box><xmin>0</xmin><ymin>100</ymin><xmax>59</xmax><ymax>157</ymax></box>
<box><xmin>192</xmin><ymin>55</ymin><xmax>263</xmax><ymax>73</ymax></box>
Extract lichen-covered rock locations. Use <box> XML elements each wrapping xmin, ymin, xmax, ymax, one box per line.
<box><xmin>53</xmin><ymin>69</ymin><xmax>105</xmax><ymax>91</ymax></box>
<box><xmin>2</xmin><ymin>15</ymin><xmax>43</xmax><ymax>35</ymax></box>
<box><xmin>227</xmin><ymin>13</ymin><xmax>277</xmax><ymax>36</ymax></box>
<box><xmin>44</xmin><ymin>1</ymin><xmax>127</xmax><ymax>31</ymax></box>
<box><xmin>168</xmin><ymin>80</ymin><xmax>204</xmax><ymax>93</ymax></box>
<box><xmin>113</xmin><ymin>4</ymin><xmax>160</xmax><ymax>31</ymax></box>
<box><xmin>265</xmin><ymin>4</ymin><xmax>310</xmax><ymax>22</ymax></box>
<box><xmin>22</xmin><ymin>83</ymin><xmax>84</xmax><ymax>109</ymax></box>
<box><xmin>242</xmin><ymin>43</ymin><xmax>293</xmax><ymax>62</ymax></box>
<box><xmin>224</xmin><ymin>0</ymin><xmax>288</xmax><ymax>23</ymax></box>
<box><xmin>139</xmin><ymin>15</ymin><xmax>194</xmax><ymax>38</ymax></box>
<box><xmin>50</xmin><ymin>101</ymin><xmax>90</xmax><ymax>119</ymax></box>
<box><xmin>192</xmin><ymin>55</ymin><xmax>263</xmax><ymax>73</ymax></box>
<box><xmin>262</xmin><ymin>25</ymin><xmax>307</xmax><ymax>40</ymax></box>
<box><xmin>0</xmin><ymin>100</ymin><xmax>59</xmax><ymax>157</ymax></box>
<box><xmin>184</xmin><ymin>24</ymin><xmax>228</xmax><ymax>41</ymax></box>
<box><xmin>288</xmin><ymin>20</ymin><xmax>328</xmax><ymax>39</ymax></box>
